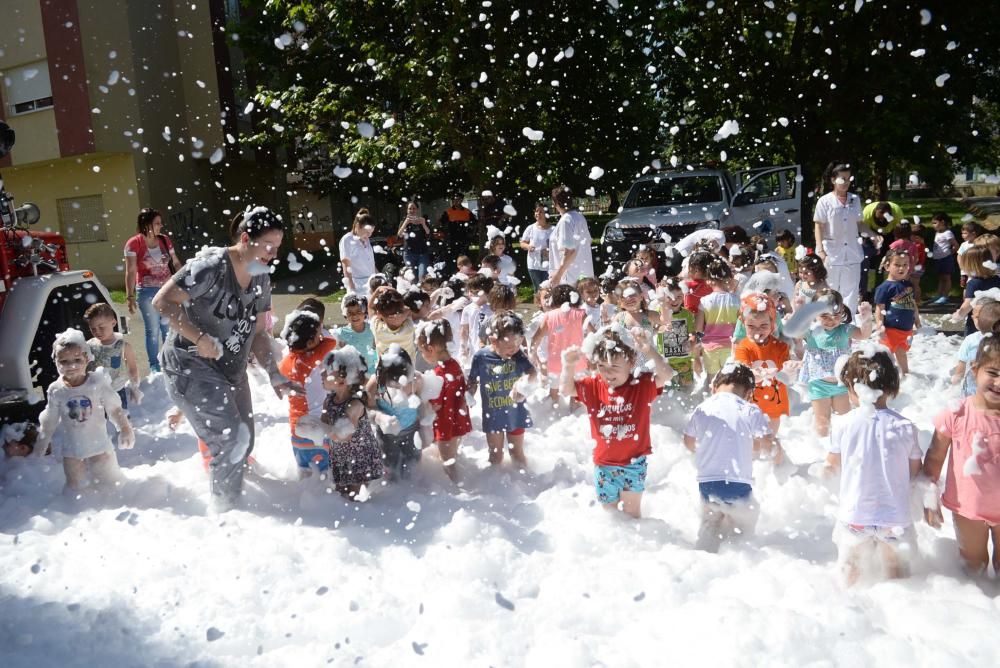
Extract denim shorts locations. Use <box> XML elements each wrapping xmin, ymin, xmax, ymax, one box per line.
<box><xmin>699</xmin><ymin>480</ymin><xmax>753</xmax><ymax>503</ymax></box>
<box><xmin>595</xmin><ymin>456</ymin><xmax>648</xmax><ymax>503</ymax></box>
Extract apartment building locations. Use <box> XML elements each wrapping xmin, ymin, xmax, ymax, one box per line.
<box><xmin>0</xmin><ymin>0</ymin><xmax>285</xmax><ymax>288</ymax></box>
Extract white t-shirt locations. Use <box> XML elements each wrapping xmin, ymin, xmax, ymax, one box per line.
<box><xmin>549</xmin><ymin>210</ymin><xmax>595</xmax><ymax>284</ymax></box>
<box><xmin>460</xmin><ymin>302</ymin><xmax>489</xmax><ymax>354</ymax></box>
<box><xmin>829</xmin><ymin>407</ymin><xmax>921</xmax><ymax>527</ymax></box>
<box><xmin>42</xmin><ymin>372</ymin><xmax>121</xmax><ymax>460</ymax></box>
<box><xmin>759</xmin><ymin>251</ymin><xmax>796</xmax><ymax>299</ymax></box>
<box><xmin>684</xmin><ymin>391</ymin><xmax>770</xmax><ymax>484</ymax></box>
<box><xmin>933</xmin><ymin>230</ymin><xmax>956</xmax><ymax>260</ymax></box>
<box><xmin>520</xmin><ymin>223</ymin><xmax>553</xmax><ymax>271</ymax></box>
<box><xmin>338</xmin><ymin>233</ymin><xmax>377</xmax><ymax>286</ymax></box>
<box><xmin>813</xmin><ymin>191</ymin><xmax>864</xmax><ymax>266</ymax></box>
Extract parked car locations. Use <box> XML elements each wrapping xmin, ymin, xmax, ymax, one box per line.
<box><xmin>601</xmin><ymin>165</ymin><xmax>802</xmax><ymax>272</ymax></box>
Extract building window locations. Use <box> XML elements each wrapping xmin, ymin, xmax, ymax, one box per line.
<box><xmin>3</xmin><ymin>61</ymin><xmax>54</xmax><ymax>115</ymax></box>
<box><xmin>57</xmin><ymin>195</ymin><xmax>108</xmax><ymax>244</ymax></box>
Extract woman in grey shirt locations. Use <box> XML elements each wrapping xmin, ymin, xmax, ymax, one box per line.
<box><xmin>153</xmin><ymin>207</ymin><xmax>300</xmax><ymax>511</ymax></box>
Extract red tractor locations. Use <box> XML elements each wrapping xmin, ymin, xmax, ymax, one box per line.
<box><xmin>0</xmin><ymin>121</ymin><xmax>119</xmax><ymax>425</ymax></box>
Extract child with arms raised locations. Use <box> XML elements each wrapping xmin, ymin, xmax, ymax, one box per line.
<box><xmin>874</xmin><ymin>248</ymin><xmax>920</xmax><ymax>374</ymax></box>
<box><xmin>371</xmin><ymin>288</ymin><xmax>416</xmax><ymax>361</ymax></box>
<box><xmin>560</xmin><ymin>326</ymin><xmax>673</xmax><ymax>518</ymax></box>
<box><xmin>83</xmin><ymin>303</ymin><xmax>141</xmax><ymax>409</ymax></box>
<box><xmin>796</xmin><ymin>289</ymin><xmax>873</xmax><ymax>437</ymax></box>
<box><xmin>824</xmin><ymin>348</ymin><xmax>921</xmax><ymax>585</ymax></box>
<box><xmin>468</xmin><ymin>311</ymin><xmax>537</xmax><ymax>468</ymax></box>
<box><xmin>34</xmin><ymin>329</ymin><xmax>136</xmax><ymax>490</ymax></box>
<box><xmin>279</xmin><ymin>307</ymin><xmax>340</xmax><ymax>475</ymax></box>
<box><xmin>923</xmin><ymin>334</ymin><xmax>1000</xmax><ymax>576</ymax></box>
<box><xmin>733</xmin><ymin>292</ymin><xmax>791</xmax><ymax>458</ymax></box>
<box><xmin>684</xmin><ymin>363</ymin><xmax>774</xmax><ymax>552</ymax></box>
<box><xmin>416</xmin><ymin>319</ymin><xmax>472</xmax><ymax>482</ymax></box>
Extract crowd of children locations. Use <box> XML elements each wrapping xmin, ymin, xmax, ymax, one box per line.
<box><xmin>9</xmin><ymin>209</ymin><xmax>1000</xmax><ymax>589</ymax></box>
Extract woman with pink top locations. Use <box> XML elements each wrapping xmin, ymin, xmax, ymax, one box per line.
<box><xmin>530</xmin><ymin>284</ymin><xmax>588</xmax><ymax>391</ymax></box>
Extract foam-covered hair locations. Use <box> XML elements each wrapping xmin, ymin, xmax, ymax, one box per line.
<box><xmin>52</xmin><ymin>328</ymin><xmax>93</xmax><ymax>362</ymax></box>
<box><xmin>739</xmin><ymin>291</ymin><xmax>777</xmax><ymax>323</ymax></box>
<box><xmin>323</xmin><ymin>345</ymin><xmax>368</xmax><ymax>385</ymax></box>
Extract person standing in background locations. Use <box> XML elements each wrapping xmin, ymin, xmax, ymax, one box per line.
<box><xmin>813</xmin><ymin>163</ymin><xmax>868</xmax><ymax>315</ymax></box>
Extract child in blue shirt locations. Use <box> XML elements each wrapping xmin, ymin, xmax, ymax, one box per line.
<box><xmin>953</xmin><ymin>299</ymin><xmax>1000</xmax><ymax>397</ymax></box>
<box><xmin>874</xmin><ymin>248</ymin><xmax>920</xmax><ymax>375</ymax></box>
<box><xmin>365</xmin><ymin>344</ymin><xmax>426</xmax><ymax>480</ymax></box>
<box><xmin>334</xmin><ymin>293</ymin><xmax>379</xmax><ymax>372</ymax></box>
<box><xmin>468</xmin><ymin>311</ymin><xmax>537</xmax><ymax>468</ymax></box>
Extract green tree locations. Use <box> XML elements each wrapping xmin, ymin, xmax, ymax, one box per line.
<box><xmin>236</xmin><ymin>0</ymin><xmax>663</xmax><ymax>215</ymax></box>
<box><xmin>651</xmin><ymin>0</ymin><xmax>1000</xmax><ymax>200</ymax></box>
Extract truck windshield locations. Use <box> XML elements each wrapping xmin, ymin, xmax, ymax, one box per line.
<box><xmin>624</xmin><ymin>176</ymin><xmax>723</xmax><ymax>208</ymax></box>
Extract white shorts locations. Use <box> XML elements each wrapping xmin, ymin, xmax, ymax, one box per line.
<box><xmin>833</xmin><ymin>522</ymin><xmax>917</xmax><ymax>563</ymax></box>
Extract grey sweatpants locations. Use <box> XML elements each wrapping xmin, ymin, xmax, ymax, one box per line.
<box><xmin>163</xmin><ymin>364</ymin><xmax>255</xmax><ymax>505</ymax></box>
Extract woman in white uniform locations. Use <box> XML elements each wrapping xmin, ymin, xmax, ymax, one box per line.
<box><xmin>813</xmin><ymin>162</ymin><xmax>867</xmax><ymax>315</ymax></box>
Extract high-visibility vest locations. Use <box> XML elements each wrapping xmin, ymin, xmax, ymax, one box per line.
<box><xmin>444</xmin><ymin>207</ymin><xmax>474</xmax><ymax>223</ymax></box>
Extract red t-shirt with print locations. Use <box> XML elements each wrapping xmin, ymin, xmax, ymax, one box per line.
<box><xmin>575</xmin><ymin>372</ymin><xmax>662</xmax><ymax>466</ymax></box>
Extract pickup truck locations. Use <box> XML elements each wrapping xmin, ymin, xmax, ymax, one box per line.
<box><xmin>600</xmin><ymin>165</ymin><xmax>802</xmax><ymax>269</ymax></box>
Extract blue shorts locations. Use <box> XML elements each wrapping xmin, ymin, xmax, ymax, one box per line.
<box><xmin>935</xmin><ymin>254</ymin><xmax>957</xmax><ymax>276</ymax></box>
<box><xmin>699</xmin><ymin>480</ymin><xmax>753</xmax><ymax>503</ymax></box>
<box><xmin>807</xmin><ymin>379</ymin><xmax>848</xmax><ymax>401</ymax></box>
<box><xmin>292</xmin><ymin>436</ymin><xmax>330</xmax><ymax>471</ymax></box>
<box><xmin>595</xmin><ymin>456</ymin><xmax>648</xmax><ymax>504</ymax></box>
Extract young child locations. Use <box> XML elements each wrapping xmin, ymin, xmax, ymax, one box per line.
<box><xmin>694</xmin><ymin>259</ymin><xmax>740</xmax><ymax>377</ymax></box>
<box><xmin>874</xmin><ymin>248</ymin><xmax>920</xmax><ymax>374</ymax></box>
<box><xmin>657</xmin><ymin>277</ymin><xmax>695</xmax><ymax>387</ymax></box>
<box><xmin>279</xmin><ymin>308</ymin><xmax>340</xmax><ymax>475</ymax></box>
<box><xmin>459</xmin><ymin>273</ymin><xmax>495</xmax><ymax>364</ymax></box>
<box><xmin>683</xmin><ymin>362</ymin><xmax>774</xmax><ymax>552</ymax></box>
<box><xmin>612</xmin><ymin>277</ymin><xmax>665</xmax><ymax>368</ymax></box>
<box><xmin>427</xmin><ymin>277</ymin><xmax>469</xmax><ymax>345</ymax></box>
<box><xmin>530</xmin><ymin>284</ymin><xmax>588</xmax><ymax>389</ymax></box>
<box><xmin>83</xmin><ymin>303</ymin><xmax>140</xmax><ymax>409</ymax></box>
<box><xmin>34</xmin><ymin>329</ymin><xmax>136</xmax><ymax>490</ymax></box>
<box><xmin>794</xmin><ymin>253</ymin><xmax>830</xmax><ymax>304</ymax></box>
<box><xmin>798</xmin><ymin>290</ymin><xmax>873</xmax><ymax>437</ymax></box>
<box><xmin>485</xmin><ymin>283</ymin><xmax>518</xmax><ymax>340</ymax></box>
<box><xmin>923</xmin><ymin>334</ymin><xmax>1000</xmax><ymax>576</ymax></box>
<box><xmin>455</xmin><ymin>255</ymin><xmax>477</xmax><ymax>279</ymax></box>
<box><xmin>365</xmin><ymin>345</ymin><xmax>425</xmax><ymax>480</ymax></box>
<box><xmin>371</xmin><ymin>288</ymin><xmax>416</xmax><ymax>361</ymax></box>
<box><xmin>683</xmin><ymin>251</ymin><xmax>714</xmax><ymax>315</ymax></box>
<box><xmin>577</xmin><ymin>276</ymin><xmax>602</xmax><ymax>331</ymax></box>
<box><xmin>560</xmin><ymin>326</ymin><xmax>673</xmax><ymax>518</ymax></box>
<box><xmin>334</xmin><ymin>294</ymin><xmax>379</xmax><ymax>373</ymax></box>
<box><xmin>953</xmin><ymin>299</ymin><xmax>1000</xmax><ymax>397</ymax></box>
<box><xmin>824</xmin><ymin>348</ymin><xmax>920</xmax><ymax>585</ymax></box>
<box><xmin>954</xmin><ymin>246</ymin><xmax>1000</xmax><ymax>336</ymax></box>
<box><xmin>485</xmin><ymin>234</ymin><xmax>517</xmax><ymax>281</ymax></box>
<box><xmin>403</xmin><ymin>289</ymin><xmax>432</xmax><ymax>324</ymax></box>
<box><xmin>416</xmin><ymin>319</ymin><xmax>472</xmax><ymax>482</ymax></box>
<box><xmin>733</xmin><ymin>292</ymin><xmax>791</xmax><ymax>450</ymax></box>
<box><xmin>468</xmin><ymin>312</ymin><xmax>537</xmax><ymax>468</ymax></box>
<box><xmin>313</xmin><ymin>346</ymin><xmax>382</xmax><ymax>499</ymax></box>
<box><xmin>775</xmin><ymin>229</ymin><xmax>798</xmax><ymax>276</ymax></box>
<box><xmin>958</xmin><ymin>221</ymin><xmax>986</xmax><ymax>290</ymax></box>
<box><xmin>931</xmin><ymin>212</ymin><xmax>958</xmax><ymax>305</ymax></box>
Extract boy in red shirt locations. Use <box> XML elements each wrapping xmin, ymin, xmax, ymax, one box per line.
<box><xmin>560</xmin><ymin>326</ymin><xmax>673</xmax><ymax>518</ymax></box>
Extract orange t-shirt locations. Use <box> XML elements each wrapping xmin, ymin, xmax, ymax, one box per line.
<box><xmin>733</xmin><ymin>336</ymin><xmax>790</xmax><ymax>419</ymax></box>
<box><xmin>278</xmin><ymin>337</ymin><xmax>340</xmax><ymax>434</ymax></box>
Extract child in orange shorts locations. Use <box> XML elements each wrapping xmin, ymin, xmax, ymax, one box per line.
<box><xmin>874</xmin><ymin>248</ymin><xmax>920</xmax><ymax>375</ymax></box>
<box><xmin>733</xmin><ymin>291</ymin><xmax>790</xmax><ymax>463</ymax></box>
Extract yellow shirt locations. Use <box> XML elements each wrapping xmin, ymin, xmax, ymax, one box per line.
<box><xmin>776</xmin><ymin>245</ymin><xmax>797</xmax><ymax>275</ymax></box>
<box><xmin>372</xmin><ymin>317</ymin><xmax>416</xmax><ymax>362</ymax></box>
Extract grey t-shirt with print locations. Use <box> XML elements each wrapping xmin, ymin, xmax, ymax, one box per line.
<box><xmin>161</xmin><ymin>247</ymin><xmax>272</xmax><ymax>384</ymax></box>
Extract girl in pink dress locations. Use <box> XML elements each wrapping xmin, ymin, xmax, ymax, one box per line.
<box><xmin>924</xmin><ymin>334</ymin><xmax>1000</xmax><ymax>576</ymax></box>
<box><xmin>529</xmin><ymin>284</ymin><xmax>588</xmax><ymax>391</ymax></box>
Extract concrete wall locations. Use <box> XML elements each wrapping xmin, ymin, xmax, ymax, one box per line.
<box><xmin>1</xmin><ymin>152</ymin><xmax>141</xmax><ymax>288</ymax></box>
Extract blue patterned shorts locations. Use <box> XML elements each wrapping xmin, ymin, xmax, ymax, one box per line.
<box><xmin>595</xmin><ymin>456</ymin><xmax>648</xmax><ymax>504</ymax></box>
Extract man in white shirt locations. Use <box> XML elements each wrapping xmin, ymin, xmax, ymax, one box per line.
<box><xmin>547</xmin><ymin>185</ymin><xmax>595</xmax><ymax>286</ymax></box>
<box><xmin>813</xmin><ymin>163</ymin><xmax>868</xmax><ymax>315</ymax></box>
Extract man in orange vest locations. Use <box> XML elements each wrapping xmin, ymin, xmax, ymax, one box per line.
<box><xmin>438</xmin><ymin>194</ymin><xmax>477</xmax><ymax>271</ymax></box>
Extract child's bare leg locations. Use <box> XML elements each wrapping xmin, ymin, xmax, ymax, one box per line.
<box><xmin>619</xmin><ymin>491</ymin><xmax>642</xmax><ymax>519</ymax></box>
<box><xmin>696</xmin><ymin>502</ymin><xmax>725</xmax><ymax>552</ymax></box>
<box><xmin>842</xmin><ymin>543</ymin><xmax>865</xmax><ymax>586</ymax></box>
<box><xmin>953</xmin><ymin>512</ymin><xmax>991</xmax><ymax>575</ymax></box>
<box><xmin>812</xmin><ymin>399</ymin><xmax>833</xmax><ymax>438</ymax></box>
<box><xmin>437</xmin><ymin>438</ymin><xmax>459</xmax><ymax>481</ymax></box>
<box><xmin>485</xmin><ymin>432</ymin><xmax>506</xmax><ymax>466</ymax></box>
<box><xmin>894</xmin><ymin>348</ymin><xmax>909</xmax><ymax>375</ymax></box>
<box><xmin>88</xmin><ymin>453</ymin><xmax>122</xmax><ymax>488</ymax></box>
<box><xmin>831</xmin><ymin>392</ymin><xmax>851</xmax><ymax>416</ymax></box>
<box><xmin>62</xmin><ymin>457</ymin><xmax>88</xmax><ymax>491</ymax></box>
<box><xmin>692</xmin><ymin>343</ymin><xmax>704</xmax><ymax>375</ymax></box>
<box><xmin>879</xmin><ymin>541</ymin><xmax>904</xmax><ymax>580</ymax></box>
<box><xmin>991</xmin><ymin>525</ymin><xmax>1000</xmax><ymax>575</ymax></box>
<box><xmin>507</xmin><ymin>432</ymin><xmax>527</xmax><ymax>467</ymax></box>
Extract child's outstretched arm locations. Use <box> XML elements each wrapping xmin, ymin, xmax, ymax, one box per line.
<box><xmin>108</xmin><ymin>403</ymin><xmax>135</xmax><ymax>450</ymax></box>
<box><xmin>683</xmin><ymin>435</ymin><xmax>696</xmax><ymax>453</ymax></box>
<box><xmin>921</xmin><ymin>429</ymin><xmax>951</xmax><ymax>527</ymax></box>
<box><xmin>632</xmin><ymin>328</ymin><xmax>673</xmax><ymax>388</ymax></box>
<box><xmin>529</xmin><ymin>320</ymin><xmax>548</xmax><ymax>368</ymax></box>
<box><xmin>853</xmin><ymin>302</ymin><xmax>874</xmax><ymax>339</ymax></box>
<box><xmin>33</xmin><ymin>404</ymin><xmax>61</xmax><ymax>457</ymax></box>
<box><xmin>558</xmin><ymin>346</ymin><xmax>582</xmax><ymax>398</ymax></box>
<box><xmin>951</xmin><ymin>360</ymin><xmax>967</xmax><ymax>386</ymax></box>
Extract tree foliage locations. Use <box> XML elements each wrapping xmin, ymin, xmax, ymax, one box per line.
<box><xmin>236</xmin><ymin>0</ymin><xmax>664</xmax><ymax>205</ymax></box>
<box><xmin>650</xmin><ymin>0</ymin><xmax>1000</xmax><ymax>197</ymax></box>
